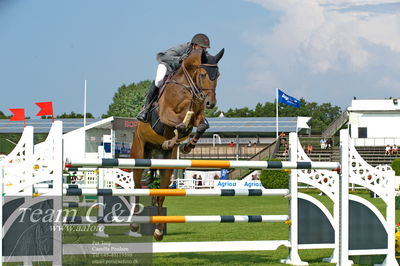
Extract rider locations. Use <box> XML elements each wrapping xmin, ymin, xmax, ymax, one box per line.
<box><xmin>137</xmin><ymin>33</ymin><xmax>210</xmax><ymax>122</ymax></box>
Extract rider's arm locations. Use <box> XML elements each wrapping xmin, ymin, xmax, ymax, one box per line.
<box><xmin>156</xmin><ymin>42</ymin><xmax>191</xmax><ymax>71</ymax></box>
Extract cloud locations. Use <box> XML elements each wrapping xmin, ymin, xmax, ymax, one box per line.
<box><xmin>319</xmin><ymin>0</ymin><xmax>400</xmax><ymax>9</ymax></box>
<box><xmin>241</xmin><ymin>0</ymin><xmax>400</xmax><ymax>105</ymax></box>
<box><xmin>377</xmin><ymin>75</ymin><xmax>400</xmax><ymax>90</ymax></box>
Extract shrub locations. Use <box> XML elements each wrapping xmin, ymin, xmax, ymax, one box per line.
<box><xmin>392</xmin><ymin>159</ymin><xmax>400</xmax><ymax>176</ymax></box>
<box><xmin>260</xmin><ymin>160</ymin><xmax>289</xmax><ymax>189</ymax></box>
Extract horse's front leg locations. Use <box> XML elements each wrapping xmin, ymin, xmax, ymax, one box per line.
<box><xmin>153</xmin><ymin>195</ymin><xmax>166</xmax><ymax>241</ymax></box>
<box><xmin>161</xmin><ymin>110</ymin><xmax>192</xmax><ymax>150</ymax></box>
<box><xmin>180</xmin><ymin>118</ymin><xmax>209</xmax><ymax>154</ymax></box>
<box><xmin>129</xmin><ymin>169</ymin><xmax>143</xmax><ymax>233</ymax></box>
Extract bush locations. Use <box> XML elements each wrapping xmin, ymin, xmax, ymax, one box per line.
<box><xmin>260</xmin><ymin>160</ymin><xmax>289</xmax><ymax>189</ymax></box>
<box><xmin>396</xmin><ymin>196</ymin><xmax>400</xmax><ymax>210</ymax></box>
<box><xmin>392</xmin><ymin>159</ymin><xmax>400</xmax><ymax>176</ymax></box>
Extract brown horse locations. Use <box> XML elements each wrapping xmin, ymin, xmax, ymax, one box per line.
<box><xmin>129</xmin><ymin>48</ymin><xmax>224</xmax><ymax>241</ymax></box>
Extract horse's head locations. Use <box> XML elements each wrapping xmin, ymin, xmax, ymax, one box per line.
<box><xmin>185</xmin><ymin>48</ymin><xmax>224</xmax><ymax>109</ymax></box>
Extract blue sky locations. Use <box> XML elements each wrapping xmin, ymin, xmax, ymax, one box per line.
<box><xmin>1</xmin><ymin>0</ymin><xmax>400</xmax><ymax>118</ymax></box>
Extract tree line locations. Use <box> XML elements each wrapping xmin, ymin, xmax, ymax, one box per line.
<box><xmin>204</xmin><ymin>99</ymin><xmax>342</xmax><ymax>132</ymax></box>
<box><xmin>103</xmin><ymin>80</ymin><xmax>342</xmax><ymax>132</ymax></box>
<box><xmin>0</xmin><ymin>79</ymin><xmax>343</xmax><ymax>132</ymax></box>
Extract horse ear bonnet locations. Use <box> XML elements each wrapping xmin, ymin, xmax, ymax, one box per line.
<box><xmin>201</xmin><ymin>50</ymin><xmax>208</xmax><ymax>65</ymax></box>
<box><xmin>215</xmin><ymin>48</ymin><xmax>224</xmax><ymax>63</ymax></box>
<box><xmin>200</xmin><ymin>49</ymin><xmax>224</xmax><ymax>81</ymax></box>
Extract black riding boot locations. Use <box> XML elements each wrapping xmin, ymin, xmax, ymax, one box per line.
<box><xmin>137</xmin><ymin>81</ymin><xmax>159</xmax><ymax>123</ymax></box>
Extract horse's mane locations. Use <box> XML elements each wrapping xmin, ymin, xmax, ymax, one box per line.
<box><xmin>181</xmin><ymin>50</ymin><xmax>202</xmax><ymax>72</ymax></box>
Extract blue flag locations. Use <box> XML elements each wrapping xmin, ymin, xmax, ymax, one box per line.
<box><xmin>277</xmin><ymin>89</ymin><xmax>300</xmax><ymax>108</ymax></box>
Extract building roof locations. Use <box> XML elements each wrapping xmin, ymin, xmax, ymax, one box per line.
<box><xmin>348</xmin><ymin>99</ymin><xmax>400</xmax><ymax>112</ymax></box>
<box><xmin>0</xmin><ymin>118</ymin><xmax>110</xmax><ymax>134</ymax></box>
<box><xmin>0</xmin><ymin>116</ymin><xmax>311</xmax><ymax>135</ymax></box>
<box><xmin>205</xmin><ymin>117</ymin><xmax>310</xmax><ymax>134</ymax></box>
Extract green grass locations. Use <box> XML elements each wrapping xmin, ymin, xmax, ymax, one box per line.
<box><xmin>62</xmin><ymin>195</ymin><xmax>334</xmax><ymax>266</ymax></box>
<box><xmin>5</xmin><ymin>191</ymin><xmax>399</xmax><ymax>265</ymax></box>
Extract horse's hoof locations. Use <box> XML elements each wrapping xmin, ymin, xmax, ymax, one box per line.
<box><xmin>153</xmin><ymin>229</ymin><xmax>164</xmax><ymax>241</ymax></box>
<box><xmin>130</xmin><ymin>223</ymin><xmax>139</xmax><ymax>232</ymax></box>
<box><xmin>179</xmin><ymin>144</ymin><xmax>192</xmax><ymax>154</ymax></box>
<box><xmin>197</xmin><ymin>123</ymin><xmax>209</xmax><ymax>132</ymax></box>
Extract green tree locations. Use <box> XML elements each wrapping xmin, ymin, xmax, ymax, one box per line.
<box><xmin>103</xmin><ymin>80</ymin><xmax>150</xmax><ymax>118</ymax></box>
<box><xmin>204</xmin><ymin>106</ymin><xmax>222</xmax><ymax>118</ymax></box>
<box><xmin>218</xmin><ymin>98</ymin><xmax>341</xmax><ymax>132</ymax></box>
<box><xmin>253</xmin><ymin>102</ymin><xmax>277</xmax><ymax>117</ymax></box>
<box><xmin>0</xmin><ymin>111</ymin><xmax>9</xmax><ymax>119</ymax></box>
<box><xmin>225</xmin><ymin>107</ymin><xmax>254</xmax><ymax>117</ymax></box>
<box><xmin>56</xmin><ymin>112</ymin><xmax>94</xmax><ymax>119</ymax></box>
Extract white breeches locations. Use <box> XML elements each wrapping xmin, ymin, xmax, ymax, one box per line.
<box><xmin>155</xmin><ymin>64</ymin><xmax>168</xmax><ymax>88</ymax></box>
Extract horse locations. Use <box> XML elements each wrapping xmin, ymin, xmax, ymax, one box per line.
<box><xmin>129</xmin><ymin>48</ymin><xmax>224</xmax><ymax>241</ymax></box>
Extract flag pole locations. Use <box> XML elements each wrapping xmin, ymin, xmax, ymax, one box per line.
<box><xmin>84</xmin><ymin>80</ymin><xmax>87</xmax><ymax>128</ymax></box>
<box><xmin>276</xmin><ymin>88</ymin><xmax>279</xmax><ymax>139</ymax></box>
<box><xmin>83</xmin><ymin>80</ymin><xmax>87</xmax><ymax>156</ymax></box>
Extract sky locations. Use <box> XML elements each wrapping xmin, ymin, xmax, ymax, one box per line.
<box><xmin>1</xmin><ymin>0</ymin><xmax>400</xmax><ymax>118</ymax></box>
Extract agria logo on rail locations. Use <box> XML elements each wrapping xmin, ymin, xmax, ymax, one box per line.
<box><xmin>216</xmin><ymin>180</ymin><xmax>262</xmax><ymax>189</ymax></box>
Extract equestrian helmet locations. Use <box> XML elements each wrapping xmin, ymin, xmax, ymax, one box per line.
<box><xmin>191</xmin><ymin>33</ymin><xmax>210</xmax><ymax>48</ymax></box>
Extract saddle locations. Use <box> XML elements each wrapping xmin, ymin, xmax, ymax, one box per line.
<box><xmin>156</xmin><ymin>72</ymin><xmax>174</xmax><ymax>102</ymax></box>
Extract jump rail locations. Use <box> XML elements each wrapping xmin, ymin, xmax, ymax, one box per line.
<box><xmin>63</xmin><ymin>215</ymin><xmax>289</xmax><ymax>224</ymax></box>
<box><xmin>37</xmin><ymin>188</ymin><xmax>290</xmax><ymax>197</ymax></box>
<box><xmin>66</xmin><ymin>158</ymin><xmax>341</xmax><ymax>170</ymax></box>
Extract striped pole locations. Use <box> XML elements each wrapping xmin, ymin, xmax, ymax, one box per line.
<box><xmin>63</xmin><ymin>202</ymin><xmax>100</xmax><ymax>208</ymax></box>
<box><xmin>65</xmin><ymin>167</ymin><xmax>98</xmax><ymax>172</ymax></box>
<box><xmin>36</xmin><ymin>188</ymin><xmax>290</xmax><ymax>197</ymax></box>
<box><xmin>66</xmin><ymin>158</ymin><xmax>340</xmax><ymax>170</ymax></box>
<box><xmin>63</xmin><ymin>215</ymin><xmax>289</xmax><ymax>224</ymax></box>
<box><xmin>35</xmin><ymin>184</ymin><xmax>98</xmax><ymax>189</ymax></box>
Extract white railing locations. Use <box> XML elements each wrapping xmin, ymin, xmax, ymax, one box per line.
<box><xmin>176</xmin><ymin>178</ymin><xmax>215</xmax><ymax>189</ymax></box>
<box><xmin>353</xmin><ymin>137</ymin><xmax>400</xmax><ymax>146</ymax></box>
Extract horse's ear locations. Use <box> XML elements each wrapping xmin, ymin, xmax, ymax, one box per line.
<box><xmin>201</xmin><ymin>49</ymin><xmax>208</xmax><ymax>64</ymax></box>
<box><xmin>215</xmin><ymin>48</ymin><xmax>225</xmax><ymax>63</ymax></box>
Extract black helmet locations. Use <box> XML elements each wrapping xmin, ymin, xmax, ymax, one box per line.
<box><xmin>191</xmin><ymin>33</ymin><xmax>210</xmax><ymax>48</ymax></box>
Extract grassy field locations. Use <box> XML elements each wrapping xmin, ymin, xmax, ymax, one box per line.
<box><xmin>5</xmin><ymin>191</ymin><xmax>398</xmax><ymax>265</ymax></box>
<box><xmin>58</xmin><ymin>191</ymin><xmax>396</xmax><ymax>266</ymax></box>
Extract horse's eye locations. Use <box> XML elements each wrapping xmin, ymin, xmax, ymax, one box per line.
<box><xmin>200</xmin><ymin>73</ymin><xmax>207</xmax><ymax>78</ymax></box>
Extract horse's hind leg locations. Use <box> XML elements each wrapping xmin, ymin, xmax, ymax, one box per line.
<box><xmin>153</xmin><ymin>168</ymin><xmax>173</xmax><ymax>241</ymax></box>
<box><xmin>129</xmin><ymin>128</ymin><xmax>145</xmax><ymax>233</ymax></box>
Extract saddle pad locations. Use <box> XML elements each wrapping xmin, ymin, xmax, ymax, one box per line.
<box><xmin>149</xmin><ymin>105</ymin><xmax>193</xmax><ymax>139</ymax></box>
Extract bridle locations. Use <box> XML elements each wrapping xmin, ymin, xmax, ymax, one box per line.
<box><xmin>166</xmin><ymin>60</ymin><xmax>217</xmax><ymax>104</ymax></box>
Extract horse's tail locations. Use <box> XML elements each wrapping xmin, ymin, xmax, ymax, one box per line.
<box><xmin>147</xmin><ymin>169</ymin><xmax>161</xmax><ymax>189</ymax></box>
<box><xmin>150</xmin><ymin>169</ymin><xmax>157</xmax><ymax>184</ymax></box>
